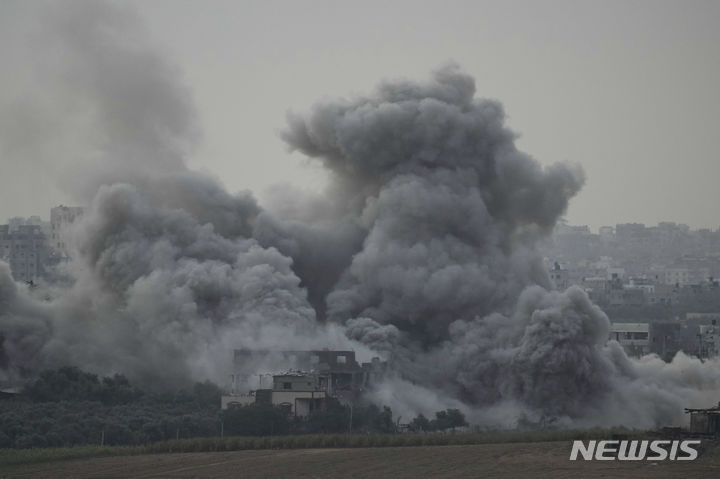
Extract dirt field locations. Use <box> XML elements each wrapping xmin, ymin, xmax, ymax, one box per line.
<box><xmin>1</xmin><ymin>441</ymin><xmax>719</xmax><ymax>479</ymax></box>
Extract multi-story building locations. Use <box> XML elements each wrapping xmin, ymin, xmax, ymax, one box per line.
<box><xmin>598</xmin><ymin>226</ymin><xmax>615</xmax><ymax>240</ymax></box>
<box><xmin>609</xmin><ymin>323</ymin><xmax>650</xmax><ymax>357</ymax></box>
<box><xmin>0</xmin><ymin>223</ymin><xmax>48</xmax><ymax>282</ymax></box>
<box><xmin>615</xmin><ymin>223</ymin><xmax>648</xmax><ymax>243</ymax></box>
<box><xmin>221</xmin><ymin>349</ymin><xmax>387</xmax><ymax>416</ymax></box>
<box><xmin>583</xmin><ymin>276</ymin><xmax>610</xmax><ymax>303</ymax></box>
<box><xmin>549</xmin><ymin>262</ymin><xmax>570</xmax><ymax>290</ymax></box>
<box><xmin>49</xmin><ymin>205</ymin><xmax>84</xmax><ymax>260</ymax></box>
<box><xmin>221</xmin><ymin>370</ymin><xmax>328</xmax><ymax>417</ymax></box>
<box><xmin>663</xmin><ymin>268</ymin><xmax>689</xmax><ymax>286</ymax></box>
<box><xmin>698</xmin><ymin>322</ymin><xmax>720</xmax><ymax>359</ymax></box>
<box><xmin>649</xmin><ymin>322</ymin><xmax>683</xmax><ymax>362</ymax></box>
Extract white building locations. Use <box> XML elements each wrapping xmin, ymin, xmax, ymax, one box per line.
<box><xmin>221</xmin><ymin>371</ymin><xmax>328</xmax><ymax>417</ymax></box>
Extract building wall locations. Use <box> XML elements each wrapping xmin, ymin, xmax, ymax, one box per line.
<box><xmin>273</xmin><ymin>374</ymin><xmax>318</xmax><ymax>391</ymax></box>
<box><xmin>664</xmin><ymin>268</ymin><xmax>690</xmax><ymax>286</ymax></box>
<box><xmin>50</xmin><ymin>205</ymin><xmax>84</xmax><ymax>259</ymax></box>
<box><xmin>271</xmin><ymin>390</ymin><xmax>327</xmax><ymax>416</ymax></box>
<box><xmin>649</xmin><ymin>322</ymin><xmax>683</xmax><ymax>361</ymax></box>
<box><xmin>609</xmin><ymin>323</ymin><xmax>650</xmax><ymax>357</ymax></box>
<box><xmin>220</xmin><ymin>394</ymin><xmax>255</xmax><ymax>409</ymax></box>
<box><xmin>0</xmin><ymin>224</ymin><xmax>48</xmax><ymax>282</ymax></box>
<box><xmin>698</xmin><ymin>323</ymin><xmax>720</xmax><ymax>358</ymax></box>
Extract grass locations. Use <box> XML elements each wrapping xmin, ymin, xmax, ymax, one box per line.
<box><xmin>0</xmin><ymin>445</ymin><xmax>143</xmax><ymax>467</ymax></box>
<box><xmin>0</xmin><ymin>427</ymin><xmax>649</xmax><ymax>467</ymax></box>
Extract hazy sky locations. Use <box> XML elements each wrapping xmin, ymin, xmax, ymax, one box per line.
<box><xmin>2</xmin><ymin>0</ymin><xmax>719</xmax><ymax>231</ymax></box>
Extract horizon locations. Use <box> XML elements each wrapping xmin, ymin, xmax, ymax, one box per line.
<box><xmin>2</xmin><ymin>0</ymin><xmax>720</xmax><ymax>231</ymax></box>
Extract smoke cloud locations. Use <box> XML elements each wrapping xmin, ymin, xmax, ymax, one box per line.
<box><xmin>1</xmin><ymin>0</ymin><xmax>719</xmax><ymax>429</ymax></box>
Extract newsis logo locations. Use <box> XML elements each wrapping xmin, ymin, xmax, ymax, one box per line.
<box><xmin>570</xmin><ymin>440</ymin><xmax>701</xmax><ymax>461</ymax></box>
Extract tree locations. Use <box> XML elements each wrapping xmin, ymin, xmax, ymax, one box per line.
<box><xmin>430</xmin><ymin>409</ymin><xmax>467</xmax><ymax>431</ymax></box>
<box><xmin>222</xmin><ymin>403</ymin><xmax>290</xmax><ymax>436</ymax></box>
<box><xmin>409</xmin><ymin>413</ymin><xmax>431</xmax><ymax>432</ymax></box>
<box><xmin>307</xmin><ymin>398</ymin><xmax>350</xmax><ymax>433</ymax></box>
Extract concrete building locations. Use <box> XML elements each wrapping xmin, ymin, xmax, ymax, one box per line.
<box><xmin>598</xmin><ymin>226</ymin><xmax>614</xmax><ymax>240</ymax></box>
<box><xmin>664</xmin><ymin>268</ymin><xmax>690</xmax><ymax>286</ymax></box>
<box><xmin>647</xmin><ymin>283</ymin><xmax>677</xmax><ymax>305</ymax></box>
<box><xmin>549</xmin><ymin>262</ymin><xmax>569</xmax><ymax>290</ymax></box>
<box><xmin>221</xmin><ymin>349</ymin><xmax>386</xmax><ymax>416</ymax></box>
<box><xmin>0</xmin><ymin>223</ymin><xmax>48</xmax><ymax>282</ymax></box>
<box><xmin>649</xmin><ymin>322</ymin><xmax>683</xmax><ymax>361</ymax></box>
<box><xmin>269</xmin><ymin>371</ymin><xmax>328</xmax><ymax>416</ymax></box>
<box><xmin>606</xmin><ymin>268</ymin><xmax>626</xmax><ymax>281</ymax></box>
<box><xmin>222</xmin><ymin>370</ymin><xmax>328</xmax><ymax>417</ymax></box>
<box><xmin>609</xmin><ymin>323</ymin><xmax>650</xmax><ymax>357</ymax></box>
<box><xmin>615</xmin><ymin>223</ymin><xmax>648</xmax><ymax>243</ymax></box>
<box><xmin>698</xmin><ymin>320</ymin><xmax>720</xmax><ymax>359</ymax></box>
<box><xmin>686</xmin><ymin>402</ymin><xmax>720</xmax><ymax>435</ymax></box>
<box><xmin>50</xmin><ymin>205</ymin><xmax>84</xmax><ymax>260</ymax></box>
<box><xmin>583</xmin><ymin>276</ymin><xmax>610</xmax><ymax>303</ymax></box>
<box><xmin>220</xmin><ymin>393</ymin><xmax>255</xmax><ymax>410</ymax></box>
<box><xmin>661</xmin><ymin>267</ymin><xmax>710</xmax><ymax>287</ymax></box>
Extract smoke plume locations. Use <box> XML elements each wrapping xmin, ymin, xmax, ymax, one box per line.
<box><xmin>1</xmin><ymin>0</ymin><xmax>719</xmax><ymax>429</ymax></box>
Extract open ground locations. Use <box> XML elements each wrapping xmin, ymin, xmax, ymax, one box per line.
<box><xmin>2</xmin><ymin>441</ymin><xmax>720</xmax><ymax>479</ymax></box>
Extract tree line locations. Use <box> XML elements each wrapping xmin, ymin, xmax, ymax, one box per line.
<box><xmin>0</xmin><ymin>367</ymin><xmax>467</xmax><ymax>448</ymax></box>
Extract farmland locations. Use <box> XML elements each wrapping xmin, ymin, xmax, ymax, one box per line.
<box><xmin>1</xmin><ymin>441</ymin><xmax>719</xmax><ymax>479</ymax></box>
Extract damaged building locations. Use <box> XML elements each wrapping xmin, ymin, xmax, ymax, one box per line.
<box><xmin>685</xmin><ymin>402</ymin><xmax>720</xmax><ymax>436</ymax></box>
<box><xmin>221</xmin><ymin>349</ymin><xmax>387</xmax><ymax>418</ymax></box>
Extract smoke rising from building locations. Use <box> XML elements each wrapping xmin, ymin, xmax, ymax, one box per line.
<box><xmin>1</xmin><ymin>1</ymin><xmax>719</xmax><ymax>429</ymax></box>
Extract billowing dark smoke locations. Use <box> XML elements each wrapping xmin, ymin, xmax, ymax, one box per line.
<box><xmin>279</xmin><ymin>66</ymin><xmax>583</xmax><ymax>335</ymax></box>
<box><xmin>0</xmin><ymin>0</ymin><xmax>363</xmax><ymax>388</ymax></box>
<box><xmin>1</xmin><ymin>0</ymin><xmax>719</xmax><ymax>429</ymax></box>
<box><xmin>262</xmin><ymin>64</ymin><xmax>720</xmax><ymax>427</ymax></box>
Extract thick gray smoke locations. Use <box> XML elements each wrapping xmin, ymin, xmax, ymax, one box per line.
<box><xmin>0</xmin><ymin>0</ymin><xmax>363</xmax><ymax>388</ymax></box>
<box><xmin>280</xmin><ymin>68</ymin><xmax>583</xmax><ymax>332</ymax></box>
<box><xmin>1</xmin><ymin>0</ymin><xmax>719</xmax><ymax>429</ymax></box>
<box><xmin>272</xmin><ymin>65</ymin><xmax>720</xmax><ymax>428</ymax></box>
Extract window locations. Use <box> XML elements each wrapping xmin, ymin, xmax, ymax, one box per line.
<box><xmin>337</xmin><ymin>356</ymin><xmax>347</xmax><ymax>364</ymax></box>
<box><xmin>283</xmin><ymin>382</ymin><xmax>291</xmax><ymax>390</ymax></box>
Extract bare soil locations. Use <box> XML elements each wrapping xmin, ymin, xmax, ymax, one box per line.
<box><xmin>2</xmin><ymin>441</ymin><xmax>719</xmax><ymax>479</ymax></box>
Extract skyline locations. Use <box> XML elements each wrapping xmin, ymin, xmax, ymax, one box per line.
<box><xmin>2</xmin><ymin>0</ymin><xmax>720</xmax><ymax>436</ymax></box>
<box><xmin>1</xmin><ymin>0</ymin><xmax>719</xmax><ymax>231</ymax></box>
<box><xmin>5</xmin><ymin>206</ymin><xmax>717</xmax><ymax>234</ymax></box>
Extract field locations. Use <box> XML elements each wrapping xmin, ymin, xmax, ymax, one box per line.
<box><xmin>1</xmin><ymin>440</ymin><xmax>719</xmax><ymax>479</ymax></box>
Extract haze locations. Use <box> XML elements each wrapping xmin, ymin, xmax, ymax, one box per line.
<box><xmin>1</xmin><ymin>0</ymin><xmax>718</xmax><ymax>231</ymax></box>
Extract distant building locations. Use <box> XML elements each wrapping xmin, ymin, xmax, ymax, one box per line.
<box><xmin>555</xmin><ymin>223</ymin><xmax>591</xmax><ymax>236</ymax></box>
<box><xmin>583</xmin><ymin>276</ymin><xmax>610</xmax><ymax>303</ymax></box>
<box><xmin>50</xmin><ymin>205</ymin><xmax>84</xmax><ymax>259</ymax></box>
<box><xmin>221</xmin><ymin>349</ymin><xmax>387</xmax><ymax>416</ymax></box>
<box><xmin>222</xmin><ymin>370</ymin><xmax>328</xmax><ymax>418</ymax></box>
<box><xmin>606</xmin><ymin>268</ymin><xmax>626</xmax><ymax>281</ymax></box>
<box><xmin>615</xmin><ymin>223</ymin><xmax>647</xmax><ymax>243</ymax></box>
<box><xmin>663</xmin><ymin>268</ymin><xmax>690</xmax><ymax>286</ymax></box>
<box><xmin>686</xmin><ymin>402</ymin><xmax>720</xmax><ymax>435</ymax></box>
<box><xmin>0</xmin><ymin>223</ymin><xmax>48</xmax><ymax>282</ymax></box>
<box><xmin>609</xmin><ymin>323</ymin><xmax>650</xmax><ymax>357</ymax></box>
<box><xmin>549</xmin><ymin>262</ymin><xmax>569</xmax><ymax>290</ymax></box>
<box><xmin>598</xmin><ymin>226</ymin><xmax>614</xmax><ymax>239</ymax></box>
<box><xmin>697</xmin><ymin>320</ymin><xmax>720</xmax><ymax>359</ymax></box>
<box><xmin>647</xmin><ymin>283</ymin><xmax>677</xmax><ymax>305</ymax></box>
<box><xmin>649</xmin><ymin>322</ymin><xmax>683</xmax><ymax>361</ymax></box>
